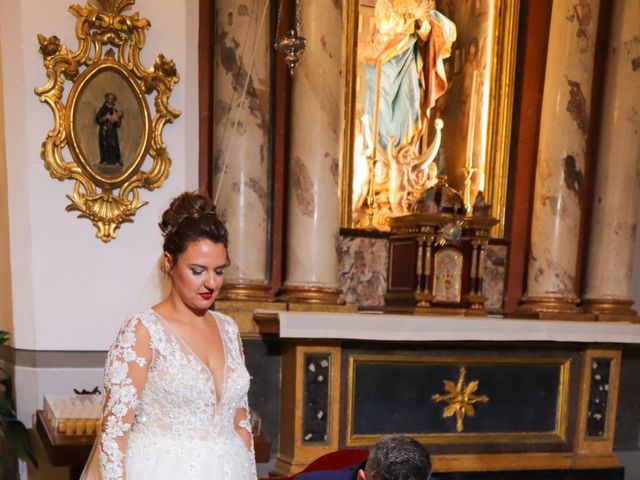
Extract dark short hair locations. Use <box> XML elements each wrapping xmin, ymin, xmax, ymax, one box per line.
<box><xmin>105</xmin><ymin>92</ymin><xmax>117</xmax><ymax>101</ymax></box>
<box><xmin>159</xmin><ymin>192</ymin><xmax>228</xmax><ymax>263</ymax></box>
<box><xmin>365</xmin><ymin>435</ymin><xmax>431</xmax><ymax>480</ymax></box>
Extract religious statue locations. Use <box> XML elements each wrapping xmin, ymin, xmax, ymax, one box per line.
<box><xmin>356</xmin><ymin>0</ymin><xmax>457</xmax><ymax>222</ymax></box>
<box><xmin>95</xmin><ymin>92</ymin><xmax>124</xmax><ymax>166</ymax></box>
<box><xmin>472</xmin><ymin>190</ymin><xmax>492</xmax><ymax>217</ymax></box>
<box><xmin>386</xmin><ymin>118</ymin><xmax>443</xmax><ymax>214</ymax></box>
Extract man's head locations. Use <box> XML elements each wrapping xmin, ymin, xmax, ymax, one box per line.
<box><xmin>358</xmin><ymin>435</ymin><xmax>431</xmax><ymax>480</ymax></box>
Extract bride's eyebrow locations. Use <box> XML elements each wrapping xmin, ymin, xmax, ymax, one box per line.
<box><xmin>188</xmin><ymin>262</ymin><xmax>231</xmax><ymax>269</ymax></box>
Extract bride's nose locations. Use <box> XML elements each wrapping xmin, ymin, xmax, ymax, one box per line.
<box><xmin>204</xmin><ymin>272</ymin><xmax>216</xmax><ymax>290</ymax></box>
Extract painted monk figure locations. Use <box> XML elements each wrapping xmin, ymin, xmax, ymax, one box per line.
<box><xmin>95</xmin><ymin>92</ymin><xmax>124</xmax><ymax>166</ymax></box>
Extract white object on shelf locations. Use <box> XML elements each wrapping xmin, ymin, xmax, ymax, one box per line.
<box><xmin>43</xmin><ymin>393</ymin><xmax>103</xmax><ymax>436</ymax></box>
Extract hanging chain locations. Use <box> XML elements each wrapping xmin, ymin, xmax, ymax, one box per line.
<box><xmin>295</xmin><ymin>0</ymin><xmax>302</xmax><ymax>34</ymax></box>
<box><xmin>273</xmin><ymin>0</ymin><xmax>306</xmax><ymax>75</ymax></box>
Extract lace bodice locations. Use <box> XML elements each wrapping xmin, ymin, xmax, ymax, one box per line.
<box><xmin>99</xmin><ymin>309</ymin><xmax>256</xmax><ymax>480</ymax></box>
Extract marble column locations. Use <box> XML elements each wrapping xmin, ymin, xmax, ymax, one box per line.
<box><xmin>582</xmin><ymin>0</ymin><xmax>640</xmax><ymax>316</ymax></box>
<box><xmin>279</xmin><ymin>0</ymin><xmax>342</xmax><ymax>304</ymax></box>
<box><xmin>520</xmin><ymin>0</ymin><xmax>600</xmax><ymax>313</ymax></box>
<box><xmin>213</xmin><ymin>0</ymin><xmax>271</xmax><ymax>300</ymax></box>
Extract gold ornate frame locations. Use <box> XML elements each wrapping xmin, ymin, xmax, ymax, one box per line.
<box><xmin>346</xmin><ymin>354</ymin><xmax>571</xmax><ymax>447</ymax></box>
<box><xmin>35</xmin><ymin>0</ymin><xmax>180</xmax><ymax>241</ymax></box>
<box><xmin>340</xmin><ymin>0</ymin><xmax>519</xmax><ymax>237</ymax></box>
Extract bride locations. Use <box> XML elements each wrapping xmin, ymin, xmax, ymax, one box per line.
<box><xmin>81</xmin><ymin>192</ymin><xmax>257</xmax><ymax>479</ymax></box>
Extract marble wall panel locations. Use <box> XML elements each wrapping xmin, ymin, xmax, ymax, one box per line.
<box><xmin>302</xmin><ymin>354</ymin><xmax>330</xmax><ymax>442</ymax></box>
<box><xmin>338</xmin><ymin>237</ymin><xmax>388</xmax><ymax>308</ymax></box>
<box><xmin>586</xmin><ymin>357</ymin><xmax>612</xmax><ymax>437</ymax></box>
<box><xmin>483</xmin><ymin>244</ymin><xmax>507</xmax><ymax>313</ymax></box>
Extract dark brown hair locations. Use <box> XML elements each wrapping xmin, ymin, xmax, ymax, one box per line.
<box><xmin>159</xmin><ymin>192</ymin><xmax>228</xmax><ymax>262</ymax></box>
<box><xmin>365</xmin><ymin>435</ymin><xmax>431</xmax><ymax>480</ymax></box>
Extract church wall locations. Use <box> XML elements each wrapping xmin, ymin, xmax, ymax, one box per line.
<box><xmin>0</xmin><ymin>0</ymin><xmax>199</xmax><ymax>444</ymax></box>
<box><xmin>0</xmin><ymin>42</ymin><xmax>14</xmax><ymax>338</ymax></box>
<box><xmin>0</xmin><ymin>0</ymin><xmax>199</xmax><ymax>351</ymax></box>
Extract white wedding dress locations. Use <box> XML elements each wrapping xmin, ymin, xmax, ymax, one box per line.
<box><xmin>81</xmin><ymin>309</ymin><xmax>257</xmax><ymax>480</ymax></box>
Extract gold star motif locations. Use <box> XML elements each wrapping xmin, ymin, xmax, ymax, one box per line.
<box><xmin>431</xmin><ymin>367</ymin><xmax>489</xmax><ymax>432</ymax></box>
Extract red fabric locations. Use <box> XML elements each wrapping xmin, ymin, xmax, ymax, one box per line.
<box><xmin>259</xmin><ymin>449</ymin><xmax>369</xmax><ymax>480</ymax></box>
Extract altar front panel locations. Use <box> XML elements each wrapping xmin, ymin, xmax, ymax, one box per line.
<box><xmin>256</xmin><ymin>311</ymin><xmax>634</xmax><ymax>478</ymax></box>
<box><xmin>273</xmin><ymin>341</ymin><xmax>621</xmax><ymax>476</ymax></box>
<box><xmin>345</xmin><ymin>351</ymin><xmax>574</xmax><ymax>448</ymax></box>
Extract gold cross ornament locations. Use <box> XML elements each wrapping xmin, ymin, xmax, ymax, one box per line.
<box><xmin>431</xmin><ymin>367</ymin><xmax>489</xmax><ymax>432</ymax></box>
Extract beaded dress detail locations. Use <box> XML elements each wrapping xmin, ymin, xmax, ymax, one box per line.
<box><xmin>96</xmin><ymin>309</ymin><xmax>256</xmax><ymax>480</ymax></box>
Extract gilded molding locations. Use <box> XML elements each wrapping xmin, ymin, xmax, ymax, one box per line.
<box><xmin>34</xmin><ymin>0</ymin><xmax>180</xmax><ymax>241</ymax></box>
<box><xmin>346</xmin><ymin>354</ymin><xmax>570</xmax><ymax>446</ymax></box>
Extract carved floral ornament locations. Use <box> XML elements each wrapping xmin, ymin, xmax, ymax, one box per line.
<box><xmin>35</xmin><ymin>0</ymin><xmax>180</xmax><ymax>242</ymax></box>
<box><xmin>432</xmin><ymin>366</ymin><xmax>489</xmax><ymax>433</ymax></box>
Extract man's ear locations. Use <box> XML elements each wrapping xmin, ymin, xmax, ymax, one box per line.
<box><xmin>357</xmin><ymin>469</ymin><xmax>366</xmax><ymax>480</ymax></box>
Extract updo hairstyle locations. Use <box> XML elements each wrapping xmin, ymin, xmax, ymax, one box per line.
<box><xmin>159</xmin><ymin>192</ymin><xmax>228</xmax><ymax>263</ymax></box>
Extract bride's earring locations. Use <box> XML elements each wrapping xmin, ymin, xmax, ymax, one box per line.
<box><xmin>162</xmin><ymin>252</ymin><xmax>173</xmax><ymax>275</ymax></box>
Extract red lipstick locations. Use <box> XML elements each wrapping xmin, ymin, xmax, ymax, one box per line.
<box><xmin>199</xmin><ymin>291</ymin><xmax>213</xmax><ymax>301</ymax></box>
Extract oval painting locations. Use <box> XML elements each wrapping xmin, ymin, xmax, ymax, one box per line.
<box><xmin>67</xmin><ymin>61</ymin><xmax>151</xmax><ymax>187</ymax></box>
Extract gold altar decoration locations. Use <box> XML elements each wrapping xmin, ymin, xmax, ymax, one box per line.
<box><xmin>432</xmin><ymin>367</ymin><xmax>489</xmax><ymax>433</ymax></box>
<box><xmin>385</xmin><ymin>178</ymin><xmax>498</xmax><ymax>313</ymax></box>
<box><xmin>341</xmin><ymin>0</ymin><xmax>519</xmax><ymax>236</ymax></box>
<box><xmin>35</xmin><ymin>0</ymin><xmax>180</xmax><ymax>241</ymax></box>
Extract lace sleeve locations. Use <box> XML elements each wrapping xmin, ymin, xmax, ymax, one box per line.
<box><xmin>234</xmin><ymin>332</ymin><xmax>255</xmax><ymax>456</ymax></box>
<box><xmin>99</xmin><ymin>315</ymin><xmax>153</xmax><ymax>480</ymax></box>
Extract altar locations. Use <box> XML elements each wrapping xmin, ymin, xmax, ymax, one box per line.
<box><xmin>255</xmin><ymin>311</ymin><xmax>640</xmax><ymax>479</ymax></box>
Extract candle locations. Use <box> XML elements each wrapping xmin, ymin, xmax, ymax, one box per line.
<box><xmin>466</xmin><ymin>69</ymin><xmax>478</xmax><ymax>170</ymax></box>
